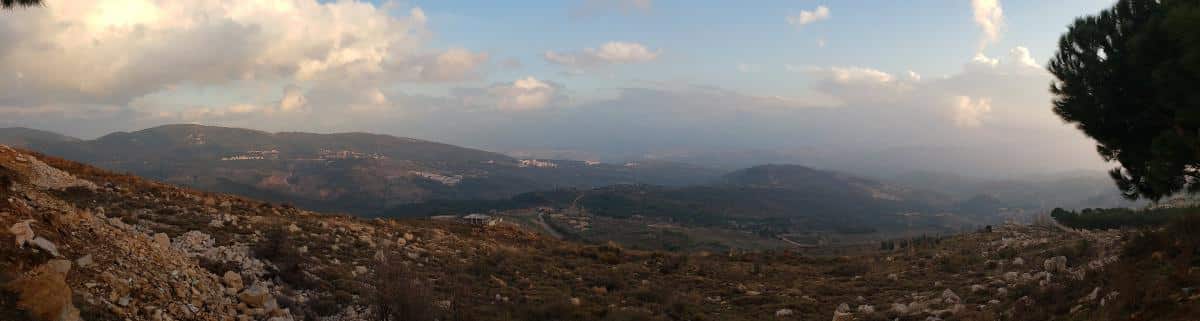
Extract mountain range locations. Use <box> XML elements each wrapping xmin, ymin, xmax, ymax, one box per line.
<box><xmin>1</xmin><ymin>125</ymin><xmax>1133</xmax><ymax>221</ymax></box>
<box><xmin>1</xmin><ymin>125</ymin><xmax>721</xmax><ymax>214</ymax></box>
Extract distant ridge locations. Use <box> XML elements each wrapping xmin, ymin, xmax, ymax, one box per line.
<box><xmin>2</xmin><ymin>124</ymin><xmax>721</xmax><ymax>215</ymax></box>
<box><xmin>0</xmin><ymin>127</ymin><xmax>80</xmax><ymax>148</ymax></box>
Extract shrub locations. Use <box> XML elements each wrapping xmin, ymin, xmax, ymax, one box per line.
<box><xmin>372</xmin><ymin>251</ymin><xmax>435</xmax><ymax>321</ymax></box>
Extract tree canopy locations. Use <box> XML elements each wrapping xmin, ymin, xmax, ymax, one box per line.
<box><xmin>1050</xmin><ymin>0</ymin><xmax>1200</xmax><ymax>201</ymax></box>
<box><xmin>1</xmin><ymin>0</ymin><xmax>40</xmax><ymax>9</ymax></box>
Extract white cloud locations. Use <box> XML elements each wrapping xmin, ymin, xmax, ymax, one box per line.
<box><xmin>971</xmin><ymin>0</ymin><xmax>1004</xmax><ymax>51</ymax></box>
<box><xmin>798</xmin><ymin>66</ymin><xmax>919</xmax><ymax>106</ymax></box>
<box><xmin>787</xmin><ymin>5</ymin><xmax>831</xmax><ymax>28</ymax></box>
<box><xmin>1007</xmin><ymin>46</ymin><xmax>1040</xmax><ymax>69</ymax></box>
<box><xmin>801</xmin><ymin>46</ymin><xmax>1049</xmax><ymax>129</ymax></box>
<box><xmin>419</xmin><ymin>48</ymin><xmax>490</xmax><ymax>82</ymax></box>
<box><xmin>544</xmin><ymin>42</ymin><xmax>660</xmax><ymax>69</ymax></box>
<box><xmin>453</xmin><ymin>77</ymin><xmax>566</xmax><ymax>111</ymax></box>
<box><xmin>951</xmin><ymin>96</ymin><xmax>992</xmax><ymax>128</ymax></box>
<box><xmin>279</xmin><ymin>86</ymin><xmax>308</xmax><ymax>112</ymax></box>
<box><xmin>0</xmin><ymin>0</ymin><xmax>487</xmax><ymax>110</ymax></box>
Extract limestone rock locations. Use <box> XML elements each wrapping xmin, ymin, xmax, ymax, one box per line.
<box><xmin>942</xmin><ymin>289</ymin><xmax>961</xmax><ymax>305</ymax></box>
<box><xmin>223</xmin><ymin>271</ymin><xmax>244</xmax><ymax>291</ymax></box>
<box><xmin>1044</xmin><ymin>256</ymin><xmax>1067</xmax><ymax>273</ymax></box>
<box><xmin>10</xmin><ymin>220</ymin><xmax>34</xmax><ymax>247</ymax></box>
<box><xmin>239</xmin><ymin>285</ymin><xmax>271</xmax><ymax>308</ymax></box>
<box><xmin>75</xmin><ymin>254</ymin><xmax>93</xmax><ymax>268</ymax></box>
<box><xmin>173</xmin><ymin>230</ymin><xmax>214</xmax><ymax>254</ymax></box>
<box><xmin>24</xmin><ymin>156</ymin><xmax>97</xmax><ymax>191</ymax></box>
<box><xmin>31</xmin><ymin>237</ymin><xmax>61</xmax><ymax>257</ymax></box>
<box><xmin>832</xmin><ymin>310</ymin><xmax>854</xmax><ymax>321</ymax></box>
<box><xmin>154</xmin><ymin>233</ymin><xmax>171</xmax><ymax>249</ymax></box>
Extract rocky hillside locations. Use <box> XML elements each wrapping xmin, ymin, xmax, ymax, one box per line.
<box><xmin>0</xmin><ymin>145</ymin><xmax>1194</xmax><ymax>321</ymax></box>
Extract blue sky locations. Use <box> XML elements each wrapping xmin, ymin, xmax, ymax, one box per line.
<box><xmin>403</xmin><ymin>0</ymin><xmax>1114</xmax><ymax>98</ymax></box>
<box><xmin>0</xmin><ymin>0</ymin><xmax>1122</xmax><ymax>176</ymax></box>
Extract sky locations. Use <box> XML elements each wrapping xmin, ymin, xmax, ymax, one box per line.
<box><xmin>0</xmin><ymin>0</ymin><xmax>1121</xmax><ymax>177</ymax></box>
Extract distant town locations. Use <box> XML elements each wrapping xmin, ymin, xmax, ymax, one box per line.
<box><xmin>220</xmin><ymin>149</ymin><xmax>387</xmax><ymax>161</ymax></box>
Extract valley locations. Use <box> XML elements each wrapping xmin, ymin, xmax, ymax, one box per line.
<box><xmin>1</xmin><ymin>125</ymin><xmax>1119</xmax><ymax>253</ymax></box>
<box><xmin>4</xmin><ymin>144</ymin><xmax>1193</xmax><ymax>321</ymax></box>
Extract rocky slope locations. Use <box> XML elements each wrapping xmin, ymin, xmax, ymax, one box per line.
<box><xmin>0</xmin><ymin>144</ymin><xmax>1191</xmax><ymax>321</ymax></box>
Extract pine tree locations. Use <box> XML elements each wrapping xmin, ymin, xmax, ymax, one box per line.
<box><xmin>1050</xmin><ymin>0</ymin><xmax>1200</xmax><ymax>201</ymax></box>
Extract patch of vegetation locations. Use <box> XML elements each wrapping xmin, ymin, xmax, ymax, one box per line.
<box><xmin>1050</xmin><ymin>206</ymin><xmax>1195</xmax><ymax>230</ymax></box>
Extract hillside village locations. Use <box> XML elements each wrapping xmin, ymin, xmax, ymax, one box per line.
<box><xmin>3</xmin><ymin>144</ymin><xmax>1194</xmax><ymax>321</ymax></box>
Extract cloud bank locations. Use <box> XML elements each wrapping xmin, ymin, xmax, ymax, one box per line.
<box><xmin>0</xmin><ymin>0</ymin><xmax>488</xmax><ymax>122</ymax></box>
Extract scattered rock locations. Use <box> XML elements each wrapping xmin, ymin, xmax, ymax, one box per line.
<box><xmin>775</xmin><ymin>308</ymin><xmax>793</xmax><ymax>317</ymax></box>
<box><xmin>75</xmin><ymin>254</ymin><xmax>93</xmax><ymax>268</ymax></box>
<box><xmin>942</xmin><ymin>289</ymin><xmax>961</xmax><ymax>304</ymax></box>
<box><xmin>239</xmin><ymin>285</ymin><xmax>271</xmax><ymax>308</ymax></box>
<box><xmin>172</xmin><ymin>230</ymin><xmax>214</xmax><ymax>254</ymax></box>
<box><xmin>24</xmin><ymin>157</ymin><xmax>97</xmax><ymax>191</ymax></box>
<box><xmin>1003</xmin><ymin>272</ymin><xmax>1020</xmax><ymax>282</ymax></box>
<box><xmin>30</xmin><ymin>237</ymin><xmax>60</xmax><ymax>257</ymax></box>
<box><xmin>1044</xmin><ymin>256</ymin><xmax>1068</xmax><ymax>273</ymax></box>
<box><xmin>223</xmin><ymin>271</ymin><xmax>244</xmax><ymax>292</ymax></box>
<box><xmin>154</xmin><ymin>233</ymin><xmax>171</xmax><ymax>249</ymax></box>
<box><xmin>857</xmin><ymin>304</ymin><xmax>875</xmax><ymax>313</ymax></box>
<box><xmin>9</xmin><ymin>220</ymin><xmax>34</xmax><ymax>247</ymax></box>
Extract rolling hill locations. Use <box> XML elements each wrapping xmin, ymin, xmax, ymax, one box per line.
<box><xmin>0</xmin><ymin>127</ymin><xmax>80</xmax><ymax>148</ymax></box>
<box><xmin>389</xmin><ymin>164</ymin><xmax>977</xmax><ymax>241</ymax></box>
<box><xmin>6</xmin><ymin>124</ymin><xmax>722</xmax><ymax>214</ymax></box>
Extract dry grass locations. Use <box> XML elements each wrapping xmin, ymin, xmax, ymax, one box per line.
<box><xmin>6</xmin><ymin>262</ymin><xmax>76</xmax><ymax>321</ymax></box>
